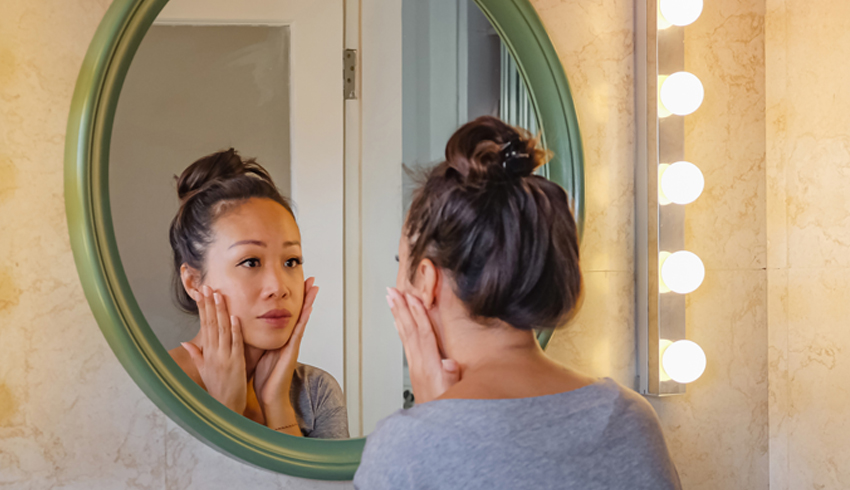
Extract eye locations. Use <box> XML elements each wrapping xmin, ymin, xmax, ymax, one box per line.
<box><xmin>285</xmin><ymin>257</ymin><xmax>303</xmax><ymax>268</ymax></box>
<box><xmin>238</xmin><ymin>258</ymin><xmax>260</xmax><ymax>268</ymax></box>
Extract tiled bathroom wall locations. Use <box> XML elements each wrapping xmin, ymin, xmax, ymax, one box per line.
<box><xmin>766</xmin><ymin>0</ymin><xmax>850</xmax><ymax>488</ymax></box>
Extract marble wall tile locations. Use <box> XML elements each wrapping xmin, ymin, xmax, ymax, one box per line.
<box><xmin>767</xmin><ymin>269</ymin><xmax>789</xmax><ymax>490</ymax></box>
<box><xmin>164</xmin><ymin>420</ymin><xmax>352</xmax><ymax>490</ymax></box>
<box><xmin>0</xmin><ymin>1</ymin><xmax>167</xmax><ymax>488</ymax></box>
<box><xmin>766</xmin><ymin>0</ymin><xmax>850</xmax><ymax>488</ymax></box>
<box><xmin>684</xmin><ymin>0</ymin><xmax>766</xmax><ymax>271</ymax></box>
<box><xmin>546</xmin><ymin>271</ymin><xmax>635</xmax><ymax>387</ymax></box>
<box><xmin>765</xmin><ymin>0</ymin><xmax>788</xmax><ymax>271</ymax></box>
<box><xmin>649</xmin><ymin>269</ymin><xmax>769</xmax><ymax>490</ymax></box>
<box><xmin>775</xmin><ymin>0</ymin><xmax>850</xmax><ymax>269</ymax></box>
<box><xmin>783</xmin><ymin>268</ymin><xmax>850</xmax><ymax>489</ymax></box>
<box><xmin>531</xmin><ymin>0</ymin><xmax>636</xmax><ymax>274</ymax></box>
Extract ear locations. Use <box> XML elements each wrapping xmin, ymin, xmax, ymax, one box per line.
<box><xmin>180</xmin><ymin>264</ymin><xmax>202</xmax><ymax>302</ymax></box>
<box><xmin>412</xmin><ymin>258</ymin><xmax>440</xmax><ymax>309</ymax></box>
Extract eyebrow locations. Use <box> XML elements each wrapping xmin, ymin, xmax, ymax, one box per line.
<box><xmin>228</xmin><ymin>240</ymin><xmax>301</xmax><ymax>249</ymax></box>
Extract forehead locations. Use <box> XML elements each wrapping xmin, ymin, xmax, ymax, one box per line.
<box><xmin>212</xmin><ymin>198</ymin><xmax>300</xmax><ymax>245</ymax></box>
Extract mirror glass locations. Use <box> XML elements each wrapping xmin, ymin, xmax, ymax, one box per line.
<box><xmin>110</xmin><ymin>0</ymin><xmax>538</xmax><ymax>439</ymax></box>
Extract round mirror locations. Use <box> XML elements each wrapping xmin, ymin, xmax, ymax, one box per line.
<box><xmin>66</xmin><ymin>0</ymin><xmax>583</xmax><ymax>480</ymax></box>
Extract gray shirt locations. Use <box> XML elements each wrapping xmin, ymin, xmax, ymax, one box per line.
<box><xmin>354</xmin><ymin>378</ymin><xmax>681</xmax><ymax>489</ymax></box>
<box><xmin>290</xmin><ymin>364</ymin><xmax>349</xmax><ymax>439</ymax></box>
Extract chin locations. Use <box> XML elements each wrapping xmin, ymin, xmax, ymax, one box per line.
<box><xmin>243</xmin><ymin>325</ymin><xmax>294</xmax><ymax>351</ymax></box>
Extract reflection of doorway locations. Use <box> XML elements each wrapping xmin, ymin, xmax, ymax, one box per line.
<box><xmin>110</xmin><ymin>0</ymin><xmax>346</xmax><ymax>408</ymax></box>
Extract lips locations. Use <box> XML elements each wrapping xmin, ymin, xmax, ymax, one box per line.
<box><xmin>258</xmin><ymin>308</ymin><xmax>292</xmax><ymax>328</ymax></box>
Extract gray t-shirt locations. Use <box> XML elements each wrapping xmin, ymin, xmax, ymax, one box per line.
<box><xmin>290</xmin><ymin>364</ymin><xmax>349</xmax><ymax>439</ymax></box>
<box><xmin>354</xmin><ymin>378</ymin><xmax>681</xmax><ymax>489</ymax></box>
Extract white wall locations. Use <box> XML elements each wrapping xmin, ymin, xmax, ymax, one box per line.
<box><xmin>111</xmin><ymin>25</ymin><xmax>292</xmax><ymax>351</ymax></box>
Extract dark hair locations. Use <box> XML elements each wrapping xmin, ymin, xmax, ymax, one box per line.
<box><xmin>405</xmin><ymin>116</ymin><xmax>581</xmax><ymax>331</ymax></box>
<box><xmin>169</xmin><ymin>148</ymin><xmax>294</xmax><ymax>314</ymax></box>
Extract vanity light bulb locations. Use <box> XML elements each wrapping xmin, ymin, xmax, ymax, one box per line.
<box><xmin>660</xmin><ymin>250</ymin><xmax>705</xmax><ymax>294</ymax></box>
<box><xmin>659</xmin><ymin>0</ymin><xmax>704</xmax><ymax>27</ymax></box>
<box><xmin>659</xmin><ymin>72</ymin><xmax>704</xmax><ymax>116</ymax></box>
<box><xmin>661</xmin><ymin>340</ymin><xmax>706</xmax><ymax>384</ymax></box>
<box><xmin>660</xmin><ymin>161</ymin><xmax>705</xmax><ymax>205</ymax></box>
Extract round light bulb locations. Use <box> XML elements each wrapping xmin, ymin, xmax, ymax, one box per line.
<box><xmin>660</xmin><ymin>72</ymin><xmax>704</xmax><ymax>116</ymax></box>
<box><xmin>660</xmin><ymin>161</ymin><xmax>705</xmax><ymax>204</ymax></box>
<box><xmin>660</xmin><ymin>250</ymin><xmax>705</xmax><ymax>294</ymax></box>
<box><xmin>659</xmin><ymin>0</ymin><xmax>704</xmax><ymax>27</ymax></box>
<box><xmin>662</xmin><ymin>339</ymin><xmax>706</xmax><ymax>383</ymax></box>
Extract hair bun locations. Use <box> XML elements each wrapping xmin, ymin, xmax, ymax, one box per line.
<box><xmin>443</xmin><ymin>116</ymin><xmax>546</xmax><ymax>185</ymax></box>
<box><xmin>176</xmin><ymin>148</ymin><xmax>274</xmax><ymax>203</ymax></box>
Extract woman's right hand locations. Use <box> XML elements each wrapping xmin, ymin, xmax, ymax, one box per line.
<box><xmin>181</xmin><ymin>285</ymin><xmax>247</xmax><ymax>414</ymax></box>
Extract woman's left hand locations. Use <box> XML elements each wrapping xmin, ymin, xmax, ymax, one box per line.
<box><xmin>387</xmin><ymin>288</ymin><xmax>460</xmax><ymax>404</ymax></box>
<box><xmin>253</xmin><ymin>277</ymin><xmax>319</xmax><ymax>432</ymax></box>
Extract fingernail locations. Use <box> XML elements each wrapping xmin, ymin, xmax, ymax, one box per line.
<box><xmin>180</xmin><ymin>342</ymin><xmax>188</xmax><ymax>350</ymax></box>
<box><xmin>214</xmin><ymin>292</ymin><xmax>221</xmax><ymax>304</ymax></box>
<box><xmin>230</xmin><ymin>315</ymin><xmax>237</xmax><ymax>325</ymax></box>
<box><xmin>203</xmin><ymin>285</ymin><xmax>211</xmax><ymax>296</ymax></box>
<box><xmin>386</xmin><ymin>295</ymin><xmax>394</xmax><ymax>308</ymax></box>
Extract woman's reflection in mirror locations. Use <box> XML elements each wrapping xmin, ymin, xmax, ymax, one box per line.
<box><xmin>354</xmin><ymin>116</ymin><xmax>681</xmax><ymax>489</ymax></box>
<box><xmin>167</xmin><ymin>149</ymin><xmax>349</xmax><ymax>439</ymax></box>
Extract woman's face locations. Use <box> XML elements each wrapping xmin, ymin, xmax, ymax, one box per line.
<box><xmin>199</xmin><ymin>197</ymin><xmax>305</xmax><ymax>350</ymax></box>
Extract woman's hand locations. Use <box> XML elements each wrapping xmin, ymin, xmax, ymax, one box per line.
<box><xmin>387</xmin><ymin>287</ymin><xmax>460</xmax><ymax>404</ymax></box>
<box><xmin>253</xmin><ymin>277</ymin><xmax>319</xmax><ymax>433</ymax></box>
<box><xmin>181</xmin><ymin>285</ymin><xmax>247</xmax><ymax>415</ymax></box>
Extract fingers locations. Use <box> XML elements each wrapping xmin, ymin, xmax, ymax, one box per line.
<box><xmin>194</xmin><ymin>288</ymin><xmax>208</xmax><ymax>347</ymax></box>
<box><xmin>230</xmin><ymin>315</ymin><xmax>243</xmax><ymax>355</ymax></box>
<box><xmin>214</xmin><ymin>291</ymin><xmax>231</xmax><ymax>351</ymax></box>
<box><xmin>302</xmin><ymin>277</ymin><xmax>319</xmax><ymax>311</ymax></box>
<box><xmin>442</xmin><ymin>358</ymin><xmax>460</xmax><ymax>380</ymax></box>
<box><xmin>289</xmin><ymin>278</ymin><xmax>318</xmax><ymax>347</ymax></box>
<box><xmin>202</xmin><ymin>286</ymin><xmax>219</xmax><ymax>350</ymax></box>
<box><xmin>387</xmin><ymin>288</ymin><xmax>417</xmax><ymax>347</ymax></box>
<box><xmin>405</xmin><ymin>293</ymin><xmax>442</xmax><ymax>359</ymax></box>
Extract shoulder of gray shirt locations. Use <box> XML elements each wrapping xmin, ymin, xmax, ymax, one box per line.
<box><xmin>290</xmin><ymin>363</ymin><xmax>350</xmax><ymax>439</ymax></box>
<box><xmin>355</xmin><ymin>378</ymin><xmax>682</xmax><ymax>490</ymax></box>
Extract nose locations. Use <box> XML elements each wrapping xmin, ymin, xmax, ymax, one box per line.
<box><xmin>262</xmin><ymin>263</ymin><xmax>290</xmax><ymax>300</ymax></box>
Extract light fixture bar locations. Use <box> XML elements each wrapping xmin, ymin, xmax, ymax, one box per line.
<box><xmin>636</xmin><ymin>0</ymin><xmax>688</xmax><ymax>396</ymax></box>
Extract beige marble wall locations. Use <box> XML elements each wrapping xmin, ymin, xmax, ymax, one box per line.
<box><xmin>537</xmin><ymin>0</ymin><xmax>770</xmax><ymax>489</ymax></box>
<box><xmin>766</xmin><ymin>0</ymin><xmax>850</xmax><ymax>488</ymax></box>
<box><xmin>533</xmin><ymin>0</ymin><xmax>638</xmax><ymax>388</ymax></box>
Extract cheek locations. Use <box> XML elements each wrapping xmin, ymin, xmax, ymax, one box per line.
<box><xmin>206</xmin><ymin>273</ymin><xmax>257</xmax><ymax>318</ymax></box>
<box><xmin>395</xmin><ymin>267</ymin><xmax>405</xmax><ymax>291</ymax></box>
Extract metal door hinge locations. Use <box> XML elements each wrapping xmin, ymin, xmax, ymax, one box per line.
<box><xmin>344</xmin><ymin>49</ymin><xmax>357</xmax><ymax>99</ymax></box>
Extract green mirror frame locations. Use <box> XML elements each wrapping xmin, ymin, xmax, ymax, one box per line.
<box><xmin>65</xmin><ymin>0</ymin><xmax>584</xmax><ymax>481</ymax></box>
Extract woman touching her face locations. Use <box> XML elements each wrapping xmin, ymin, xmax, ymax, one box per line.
<box><xmin>354</xmin><ymin>117</ymin><xmax>681</xmax><ymax>489</ymax></box>
<box><xmin>167</xmin><ymin>149</ymin><xmax>348</xmax><ymax>439</ymax></box>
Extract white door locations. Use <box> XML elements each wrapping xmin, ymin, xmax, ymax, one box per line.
<box><xmin>345</xmin><ymin>0</ymin><xmax>405</xmax><ymax>437</ymax></box>
<box><xmin>156</xmin><ymin>0</ymin><xmax>346</xmax><ymax>388</ymax></box>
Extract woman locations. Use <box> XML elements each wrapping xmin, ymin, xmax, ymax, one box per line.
<box><xmin>167</xmin><ymin>148</ymin><xmax>349</xmax><ymax>439</ymax></box>
<box><xmin>354</xmin><ymin>117</ymin><xmax>681</xmax><ymax>488</ymax></box>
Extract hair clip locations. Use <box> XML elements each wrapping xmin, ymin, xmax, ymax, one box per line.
<box><xmin>499</xmin><ymin>138</ymin><xmax>530</xmax><ymax>174</ymax></box>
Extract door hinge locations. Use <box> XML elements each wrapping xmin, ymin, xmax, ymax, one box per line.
<box><xmin>344</xmin><ymin>49</ymin><xmax>357</xmax><ymax>100</ymax></box>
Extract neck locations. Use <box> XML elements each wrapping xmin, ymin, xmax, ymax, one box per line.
<box><xmin>435</xmin><ymin>306</ymin><xmax>549</xmax><ymax>374</ymax></box>
<box><xmin>243</xmin><ymin>344</ymin><xmax>265</xmax><ymax>380</ymax></box>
